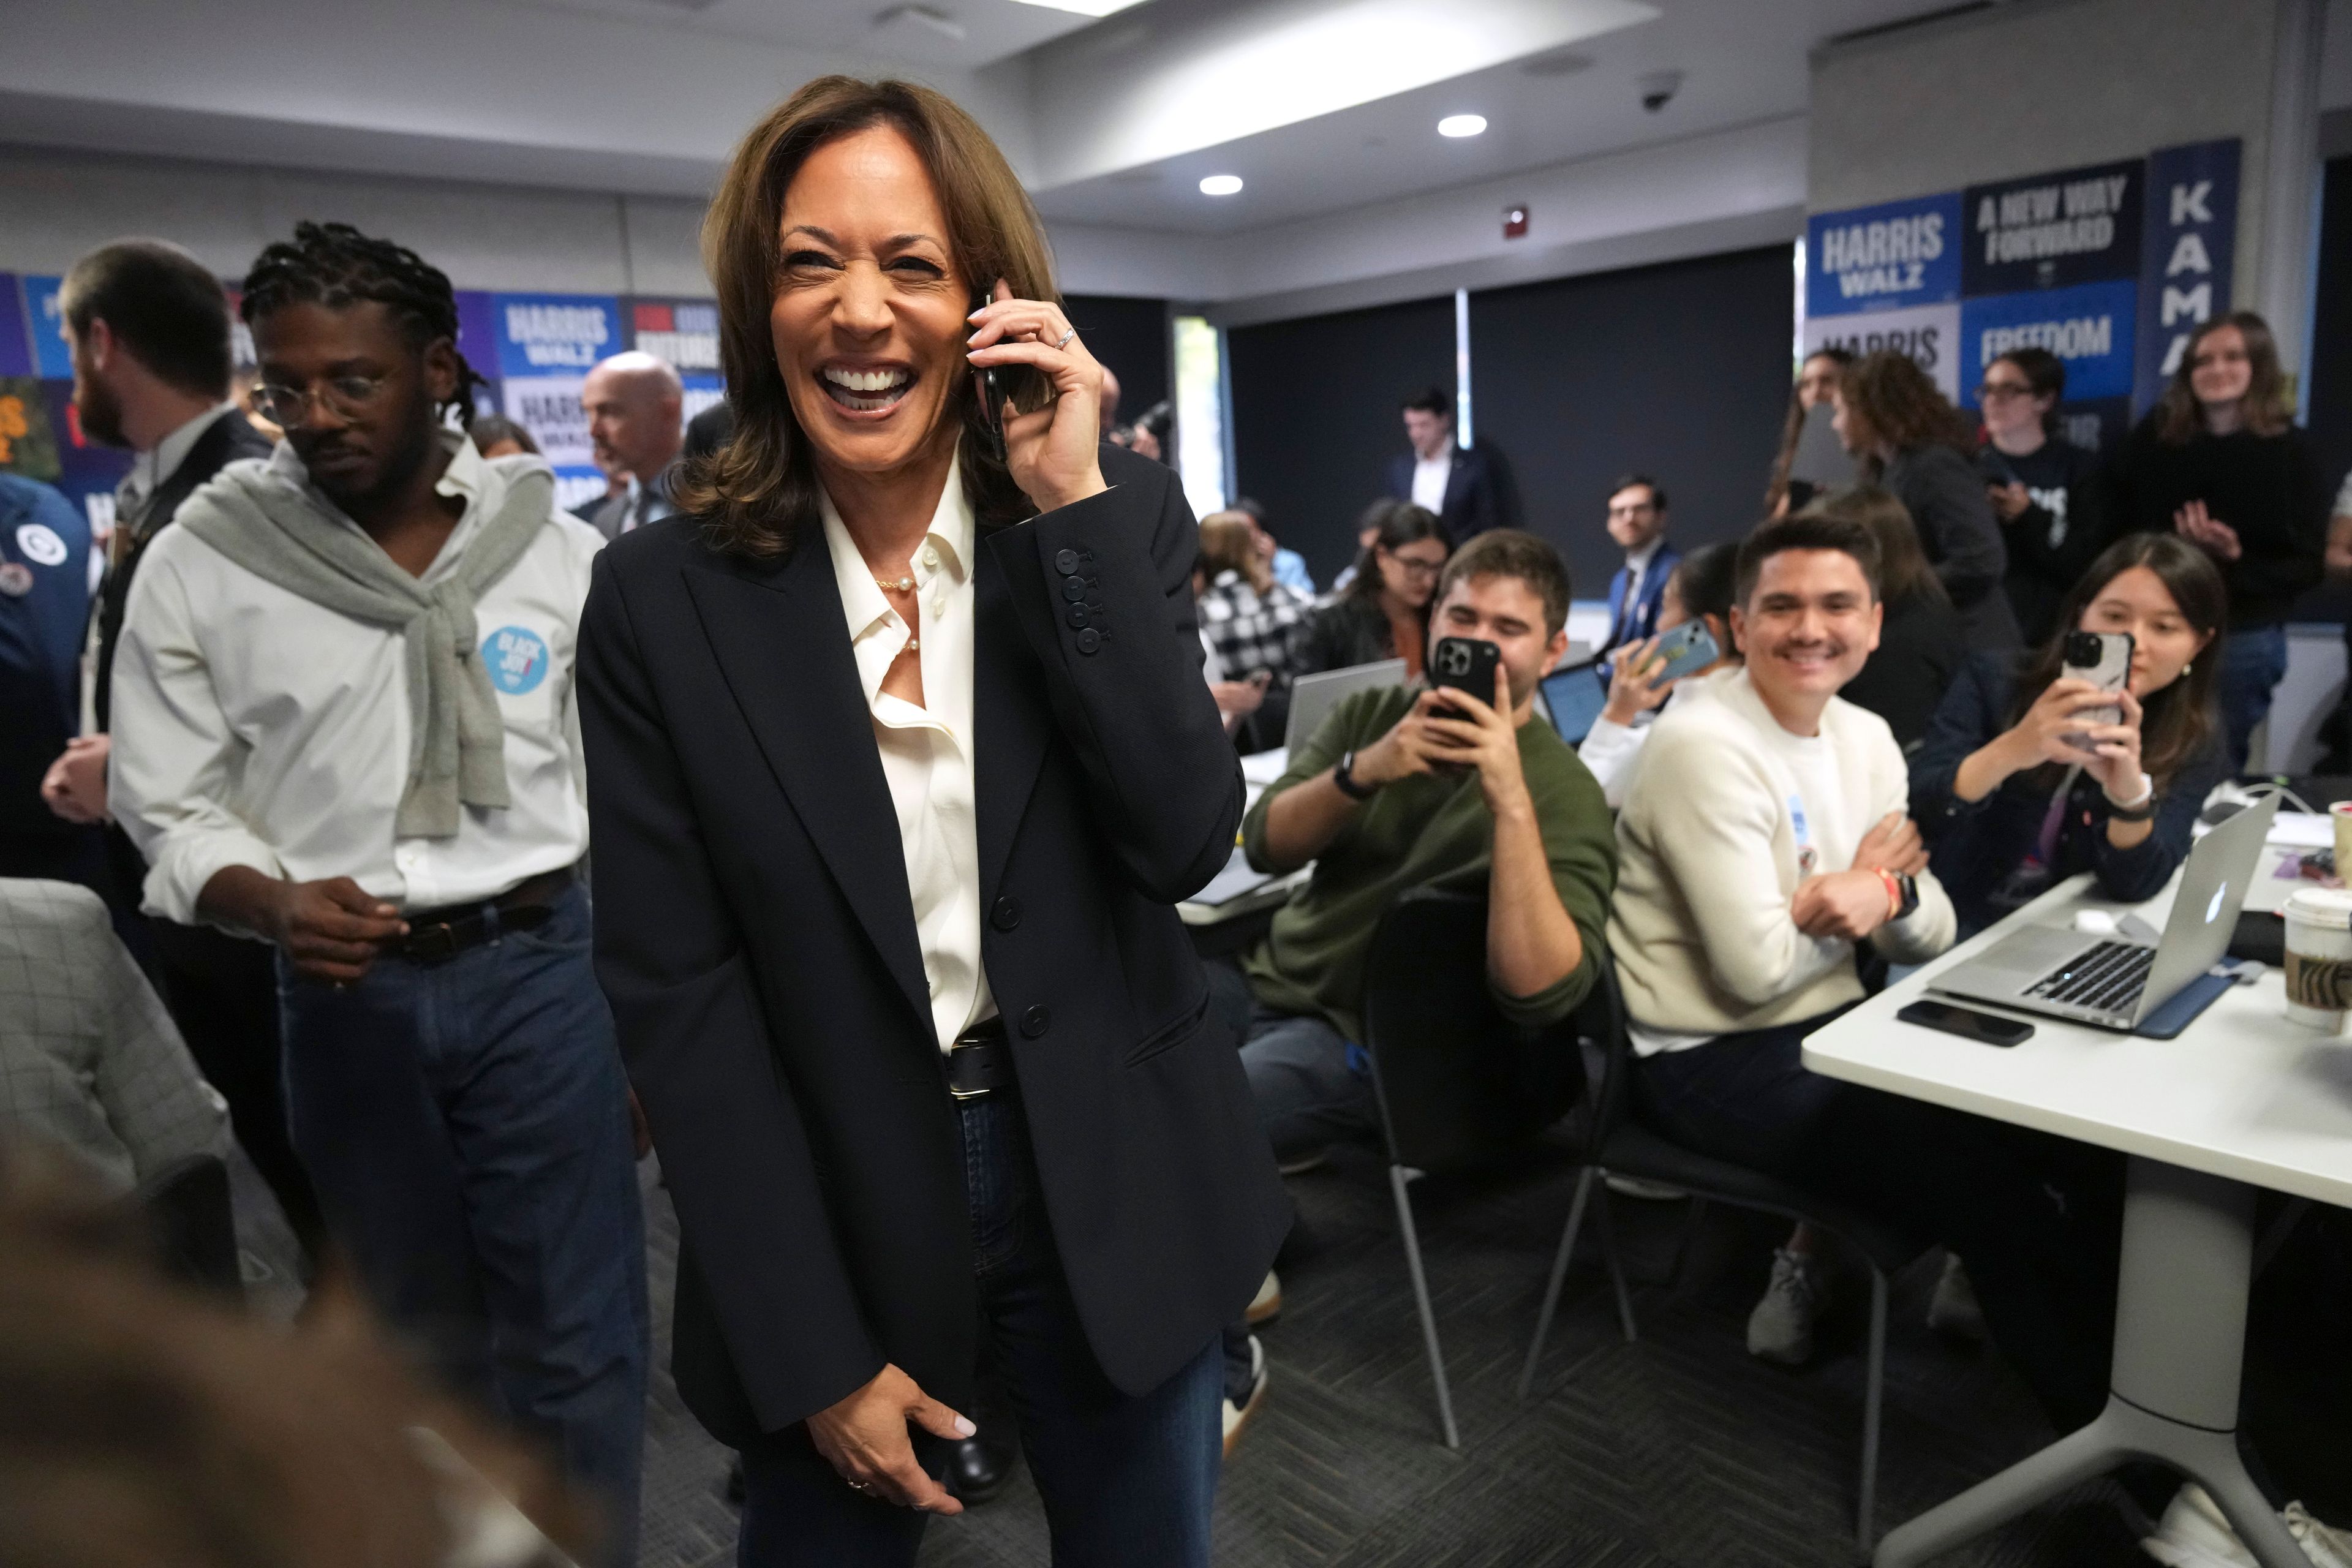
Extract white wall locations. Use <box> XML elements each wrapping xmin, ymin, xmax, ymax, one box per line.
<box><xmin>1810</xmin><ymin>0</ymin><xmax>2302</xmax><ymax>356</ymax></box>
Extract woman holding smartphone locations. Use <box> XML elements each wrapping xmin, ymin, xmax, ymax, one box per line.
<box><xmin>577</xmin><ymin>77</ymin><xmax>1284</xmax><ymax>1566</ymax></box>
<box><xmin>1910</xmin><ymin>533</ymin><xmax>2227</xmax><ymax>934</ymax></box>
<box><xmin>1578</xmin><ymin>542</ymin><xmax>1739</xmax><ymax>807</ymax></box>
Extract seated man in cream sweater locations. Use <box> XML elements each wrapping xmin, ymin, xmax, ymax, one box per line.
<box><xmin>1610</xmin><ymin>516</ymin><xmax>2125</xmax><ymax>1434</ymax></box>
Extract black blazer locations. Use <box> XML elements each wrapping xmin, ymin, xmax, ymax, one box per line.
<box><xmin>577</xmin><ymin>445</ymin><xmax>1291</xmax><ymax>1446</ymax></box>
<box><xmin>1385</xmin><ymin>442</ymin><xmax>1515</xmax><ymax>540</ymax></box>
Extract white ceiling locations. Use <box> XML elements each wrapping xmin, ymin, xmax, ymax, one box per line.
<box><xmin>502</xmin><ymin>0</ymin><xmax>1099</xmax><ymax>68</ymax></box>
<box><xmin>1031</xmin><ymin>0</ymin><xmax>1969</xmax><ymax>233</ymax></box>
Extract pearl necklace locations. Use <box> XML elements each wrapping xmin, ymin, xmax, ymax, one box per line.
<box><xmin>875</xmin><ymin>574</ymin><xmax>920</xmax><ymax>652</ymax></box>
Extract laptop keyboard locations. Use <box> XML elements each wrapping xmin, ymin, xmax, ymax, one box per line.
<box><xmin>2028</xmin><ymin>941</ymin><xmax>2155</xmax><ymax>1015</ymax></box>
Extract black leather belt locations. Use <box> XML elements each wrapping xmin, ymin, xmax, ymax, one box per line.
<box><xmin>393</xmin><ymin>866</ymin><xmax>576</xmax><ymax>964</ymax></box>
<box><xmin>946</xmin><ymin>1017</ymin><xmax>1015</xmax><ymax>1101</ymax></box>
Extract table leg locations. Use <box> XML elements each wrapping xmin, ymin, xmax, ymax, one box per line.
<box><xmin>1874</xmin><ymin>1158</ymin><xmax>2301</xmax><ymax>1567</ymax></box>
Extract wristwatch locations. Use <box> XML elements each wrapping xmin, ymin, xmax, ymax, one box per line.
<box><xmin>1894</xmin><ymin>872</ymin><xmax>1920</xmax><ymax>921</ymax></box>
<box><xmin>2105</xmin><ymin>772</ymin><xmax>2157</xmax><ymax>823</ymax></box>
<box><xmin>1333</xmin><ymin>749</ymin><xmax>1378</xmax><ymax>801</ymax></box>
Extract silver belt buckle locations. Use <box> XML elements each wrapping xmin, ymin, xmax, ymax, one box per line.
<box><xmin>947</xmin><ymin>1037</ymin><xmax>991</xmax><ymax>1100</ymax></box>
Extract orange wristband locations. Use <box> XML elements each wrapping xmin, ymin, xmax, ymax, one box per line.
<box><xmin>1874</xmin><ymin>866</ymin><xmax>1902</xmax><ymax>921</ymax></box>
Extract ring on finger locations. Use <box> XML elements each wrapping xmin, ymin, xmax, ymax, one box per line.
<box><xmin>1056</xmin><ymin>328</ymin><xmax>1076</xmax><ymax>348</ymax></box>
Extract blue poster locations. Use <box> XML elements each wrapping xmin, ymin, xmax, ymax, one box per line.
<box><xmin>0</xmin><ymin>274</ymin><xmax>30</xmax><ymax>378</ymax></box>
<box><xmin>489</xmin><ymin>292</ymin><xmax>620</xmax><ymax>377</ymax></box>
<box><xmin>1961</xmin><ymin>159</ymin><xmax>2142</xmax><ymax>296</ymax></box>
<box><xmin>1806</xmin><ymin>191</ymin><xmax>1962</xmax><ymax>318</ymax></box>
<box><xmin>23</xmin><ymin>276</ymin><xmax>72</xmax><ymax>380</ymax></box>
<box><xmin>625</xmin><ymin>297</ymin><xmax>723</xmax><ymax>388</ymax></box>
<box><xmin>1958</xmin><ymin>279</ymin><xmax>2139</xmax><ymax>405</ymax></box>
<box><xmin>2133</xmin><ymin>138</ymin><xmax>2240</xmax><ymax>414</ymax></box>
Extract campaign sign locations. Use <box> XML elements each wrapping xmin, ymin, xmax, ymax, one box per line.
<box><xmin>0</xmin><ymin>275</ymin><xmax>30</xmax><ymax>378</ymax></box>
<box><xmin>1958</xmin><ymin>279</ymin><xmax>2138</xmax><ymax>406</ymax></box>
<box><xmin>626</xmin><ymin>297</ymin><xmax>723</xmax><ymax>386</ymax></box>
<box><xmin>24</xmin><ymin>276</ymin><xmax>72</xmax><ymax>380</ymax></box>
<box><xmin>1961</xmin><ymin>159</ymin><xmax>2142</xmax><ymax>296</ymax></box>
<box><xmin>2134</xmin><ymin>138</ymin><xmax>2240</xmax><ymax>413</ymax></box>
<box><xmin>1803</xmin><ymin>301</ymin><xmax>1962</xmax><ymax>403</ymax></box>
<box><xmin>503</xmin><ymin>376</ymin><xmax>594</xmax><ymax>468</ymax></box>
<box><xmin>492</xmin><ymin>292</ymin><xmax>619</xmax><ymax>378</ymax></box>
<box><xmin>1806</xmin><ymin>191</ymin><xmax>1962</xmax><ymax>318</ymax></box>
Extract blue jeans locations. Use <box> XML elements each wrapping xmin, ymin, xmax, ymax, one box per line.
<box><xmin>2217</xmin><ymin>622</ymin><xmax>2288</xmax><ymax>775</ymax></box>
<box><xmin>1205</xmin><ymin>958</ymin><xmax>1376</xmax><ymax>1164</ymax></box>
<box><xmin>277</xmin><ymin>883</ymin><xmax>647</xmax><ymax>1564</ymax></box>
<box><xmin>738</xmin><ymin>1088</ymin><xmax>1223</xmax><ymax>1568</ymax></box>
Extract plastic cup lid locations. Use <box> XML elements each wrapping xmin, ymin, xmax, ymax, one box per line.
<box><xmin>2284</xmin><ymin>888</ymin><xmax>2352</xmax><ymax>929</ymax></box>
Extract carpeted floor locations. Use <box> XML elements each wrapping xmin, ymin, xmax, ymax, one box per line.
<box><xmin>633</xmin><ymin>1133</ymin><xmax>2153</xmax><ymax>1568</ymax></box>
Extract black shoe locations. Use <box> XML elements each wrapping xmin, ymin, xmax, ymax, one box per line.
<box><xmin>944</xmin><ymin>1430</ymin><xmax>1020</xmax><ymax>1506</ymax></box>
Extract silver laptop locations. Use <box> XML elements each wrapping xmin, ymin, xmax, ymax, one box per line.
<box><xmin>1930</xmin><ymin>795</ymin><xmax>2276</xmax><ymax>1030</ymax></box>
<box><xmin>1285</xmin><ymin>658</ymin><xmax>1406</xmax><ymax>752</ymax></box>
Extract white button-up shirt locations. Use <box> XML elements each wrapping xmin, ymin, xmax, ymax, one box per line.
<box><xmin>1410</xmin><ymin>441</ymin><xmax>1455</xmax><ymax>515</ymax></box>
<box><xmin>820</xmin><ymin>459</ymin><xmax>997</xmax><ymax>1055</ymax></box>
<box><xmin>109</xmin><ymin>439</ymin><xmax>603</xmax><ymax>925</ymax></box>
<box><xmin>114</xmin><ymin>402</ymin><xmax>236</xmax><ymax>525</ymax></box>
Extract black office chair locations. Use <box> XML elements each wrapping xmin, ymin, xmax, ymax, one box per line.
<box><xmin>138</xmin><ymin>1152</ymin><xmax>243</xmax><ymax>1300</ymax></box>
<box><xmin>1517</xmin><ymin>957</ymin><xmax>1925</xmax><ymax>1559</ymax></box>
<box><xmin>1361</xmin><ymin>888</ymin><xmax>1593</xmax><ymax>1450</ymax></box>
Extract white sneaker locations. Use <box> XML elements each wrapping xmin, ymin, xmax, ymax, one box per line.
<box><xmin>1926</xmin><ymin>1253</ymin><xmax>1987</xmax><ymax>1341</ymax></box>
<box><xmin>2141</xmin><ymin>1482</ymin><xmax>2352</xmax><ymax>1568</ymax></box>
<box><xmin>1222</xmin><ymin>1334</ymin><xmax>1268</xmax><ymax>1458</ymax></box>
<box><xmin>1746</xmin><ymin>1247</ymin><xmax>1826</xmax><ymax>1365</ymax></box>
<box><xmin>1246</xmin><ymin>1268</ymin><xmax>1282</xmax><ymax>1326</ymax></box>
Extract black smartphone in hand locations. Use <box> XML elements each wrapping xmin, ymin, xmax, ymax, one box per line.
<box><xmin>970</xmin><ymin>287</ymin><xmax>1055</xmax><ymax>458</ymax></box>
<box><xmin>1429</xmin><ymin>636</ymin><xmax>1501</xmax><ymax>713</ymax></box>
<box><xmin>1897</xmin><ymin>999</ymin><xmax>2034</xmax><ymax>1047</ymax></box>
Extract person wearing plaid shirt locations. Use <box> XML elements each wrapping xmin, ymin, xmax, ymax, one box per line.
<box><xmin>1196</xmin><ymin>510</ymin><xmax>1314</xmax><ymax>749</ymax></box>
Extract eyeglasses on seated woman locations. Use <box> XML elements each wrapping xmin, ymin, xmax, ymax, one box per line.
<box><xmin>1910</xmin><ymin>532</ymin><xmax>2230</xmax><ymax>935</ymax></box>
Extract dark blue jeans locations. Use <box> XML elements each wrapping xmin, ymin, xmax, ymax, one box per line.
<box><xmin>738</xmin><ymin>1088</ymin><xmax>1223</xmax><ymax>1567</ymax></box>
<box><xmin>2217</xmin><ymin>621</ymin><xmax>2289</xmax><ymax>775</ymax></box>
<box><xmin>277</xmin><ymin>883</ymin><xmax>647</xmax><ymax>1564</ymax></box>
<box><xmin>1634</xmin><ymin>1014</ymin><xmax>2124</xmax><ymax>1431</ymax></box>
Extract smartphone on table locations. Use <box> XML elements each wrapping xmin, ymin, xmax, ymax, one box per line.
<box><xmin>2059</xmin><ymin>630</ymin><xmax>2133</xmax><ymax>752</ymax></box>
<box><xmin>1642</xmin><ymin>619</ymin><xmax>1719</xmax><ymax>687</ymax></box>
<box><xmin>1429</xmin><ymin>636</ymin><xmax>1502</xmax><ymax>715</ymax></box>
<box><xmin>1897</xmin><ymin>999</ymin><xmax>2034</xmax><ymax>1047</ymax></box>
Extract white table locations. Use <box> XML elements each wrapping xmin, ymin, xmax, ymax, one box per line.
<box><xmin>1803</xmin><ymin>870</ymin><xmax>2352</xmax><ymax>1568</ymax></box>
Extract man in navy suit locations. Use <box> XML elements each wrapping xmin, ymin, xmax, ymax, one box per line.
<box><xmin>1601</xmin><ymin>474</ymin><xmax>1679</xmax><ymax>658</ymax></box>
<box><xmin>1385</xmin><ymin>386</ymin><xmax>1515</xmax><ymax>541</ymax></box>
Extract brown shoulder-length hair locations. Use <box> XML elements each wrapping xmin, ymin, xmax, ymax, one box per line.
<box><xmin>1798</xmin><ymin>486</ymin><xmax>1948</xmax><ymax>607</ymax></box>
<box><xmin>2155</xmin><ymin>310</ymin><xmax>2292</xmax><ymax>444</ymax></box>
<box><xmin>2008</xmin><ymin>532</ymin><xmax>2226</xmax><ymax>788</ymax></box>
<box><xmin>1765</xmin><ymin>346</ymin><xmax>1852</xmax><ymax>513</ymax></box>
<box><xmin>1842</xmin><ymin>349</ymin><xmax>1973</xmax><ymax>478</ymax></box>
<box><xmin>680</xmin><ymin>76</ymin><xmax>1057</xmax><ymax>556</ymax></box>
<box><xmin>1198</xmin><ymin>510</ymin><xmax>1272</xmax><ymax>595</ymax></box>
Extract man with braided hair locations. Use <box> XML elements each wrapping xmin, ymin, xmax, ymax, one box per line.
<box><xmin>107</xmin><ymin>221</ymin><xmax>647</xmax><ymax>1562</ymax></box>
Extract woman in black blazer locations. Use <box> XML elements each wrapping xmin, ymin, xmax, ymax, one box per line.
<box><xmin>577</xmin><ymin>77</ymin><xmax>1286</xmax><ymax>1567</ymax></box>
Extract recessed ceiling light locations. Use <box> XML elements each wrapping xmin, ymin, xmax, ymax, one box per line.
<box><xmin>1438</xmin><ymin>114</ymin><xmax>1487</xmax><ymax>138</ymax></box>
<box><xmin>1199</xmin><ymin>174</ymin><xmax>1244</xmax><ymax>196</ymax></box>
<box><xmin>1006</xmin><ymin>0</ymin><xmax>1145</xmax><ymax>15</ymax></box>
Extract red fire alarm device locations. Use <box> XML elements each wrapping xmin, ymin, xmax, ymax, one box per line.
<box><xmin>1503</xmin><ymin>205</ymin><xmax>1530</xmax><ymax>239</ymax></box>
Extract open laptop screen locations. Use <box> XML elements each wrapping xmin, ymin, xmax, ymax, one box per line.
<box><xmin>1539</xmin><ymin>663</ymin><xmax>1608</xmax><ymax>747</ymax></box>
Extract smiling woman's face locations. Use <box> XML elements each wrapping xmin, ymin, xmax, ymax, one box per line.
<box><xmin>770</xmin><ymin>125</ymin><xmax>971</xmax><ymax>480</ymax></box>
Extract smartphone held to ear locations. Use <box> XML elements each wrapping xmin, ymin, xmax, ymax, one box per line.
<box><xmin>970</xmin><ymin>287</ymin><xmax>1055</xmax><ymax>458</ymax></box>
<box><xmin>2059</xmin><ymin>630</ymin><xmax>2133</xmax><ymax>750</ymax></box>
<box><xmin>1430</xmin><ymin>637</ymin><xmax>1501</xmax><ymax>712</ymax></box>
<box><xmin>1643</xmin><ymin>619</ymin><xmax>1719</xmax><ymax>687</ymax></box>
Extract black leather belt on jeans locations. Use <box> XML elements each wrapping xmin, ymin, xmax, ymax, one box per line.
<box><xmin>946</xmin><ymin>1016</ymin><xmax>1015</xmax><ymax>1101</ymax></box>
<box><xmin>393</xmin><ymin>866</ymin><xmax>577</xmax><ymax>964</ymax></box>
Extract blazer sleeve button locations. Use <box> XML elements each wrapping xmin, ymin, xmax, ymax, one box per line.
<box><xmin>1054</xmin><ymin>547</ymin><xmax>1081</xmax><ymax>575</ymax></box>
<box><xmin>1077</xmin><ymin>628</ymin><xmax>1102</xmax><ymax>655</ymax></box>
<box><xmin>1019</xmin><ymin>1005</ymin><xmax>1051</xmax><ymax>1039</ymax></box>
<box><xmin>1061</xmin><ymin>577</ymin><xmax>1088</xmax><ymax>603</ymax></box>
<box><xmin>992</xmin><ymin>896</ymin><xmax>1022</xmax><ymax>932</ymax></box>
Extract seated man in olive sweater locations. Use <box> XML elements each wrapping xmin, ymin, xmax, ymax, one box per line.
<box><xmin>1219</xmin><ymin>529</ymin><xmax>1618</xmax><ymax>1163</ymax></box>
